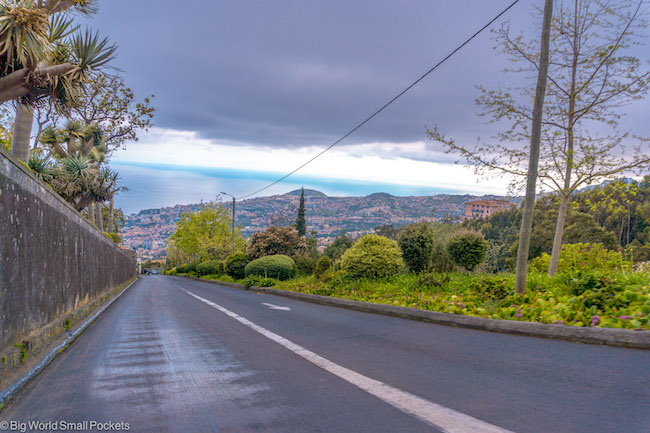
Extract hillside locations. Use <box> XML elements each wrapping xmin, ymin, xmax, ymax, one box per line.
<box><xmin>123</xmin><ymin>190</ymin><xmax>519</xmax><ymax>260</ymax></box>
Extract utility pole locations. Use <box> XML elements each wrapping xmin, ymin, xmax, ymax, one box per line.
<box><xmin>221</xmin><ymin>192</ymin><xmax>236</xmax><ymax>255</ymax></box>
<box><xmin>514</xmin><ymin>0</ymin><xmax>554</xmax><ymax>295</ymax></box>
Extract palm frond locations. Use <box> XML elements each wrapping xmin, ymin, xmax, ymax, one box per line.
<box><xmin>0</xmin><ymin>1</ymin><xmax>52</xmax><ymax>69</ymax></box>
<box><xmin>70</xmin><ymin>28</ymin><xmax>116</xmax><ymax>74</ymax></box>
<box><xmin>48</xmin><ymin>13</ymin><xmax>76</xmax><ymax>43</ymax></box>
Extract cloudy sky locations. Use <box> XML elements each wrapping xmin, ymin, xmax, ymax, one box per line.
<box><xmin>78</xmin><ymin>0</ymin><xmax>649</xmax><ymax>211</ymax></box>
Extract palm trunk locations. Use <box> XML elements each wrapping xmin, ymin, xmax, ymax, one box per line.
<box><xmin>514</xmin><ymin>0</ymin><xmax>554</xmax><ymax>294</ymax></box>
<box><xmin>67</xmin><ymin>135</ymin><xmax>77</xmax><ymax>156</ymax></box>
<box><xmin>95</xmin><ymin>202</ymin><xmax>104</xmax><ymax>231</ymax></box>
<box><xmin>107</xmin><ymin>197</ymin><xmax>115</xmax><ymax>233</ymax></box>
<box><xmin>87</xmin><ymin>203</ymin><xmax>95</xmax><ymax>224</ymax></box>
<box><xmin>11</xmin><ymin>102</ymin><xmax>34</xmax><ymax>162</ymax></box>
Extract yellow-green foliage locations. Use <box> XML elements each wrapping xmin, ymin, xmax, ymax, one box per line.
<box><xmin>168</xmin><ymin>201</ymin><xmax>246</xmax><ymax>264</ymax></box>
<box><xmin>340</xmin><ymin>234</ymin><xmax>404</xmax><ymax>278</ymax></box>
<box><xmin>529</xmin><ymin>243</ymin><xmax>630</xmax><ymax>273</ymax></box>
<box><xmin>276</xmin><ymin>269</ymin><xmax>650</xmax><ymax>330</ymax></box>
<box><xmin>104</xmin><ymin>232</ymin><xmax>121</xmax><ymax>243</ymax></box>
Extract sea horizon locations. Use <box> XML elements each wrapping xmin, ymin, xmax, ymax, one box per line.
<box><xmin>111</xmin><ymin>161</ymin><xmax>509</xmax><ymax>215</ymax></box>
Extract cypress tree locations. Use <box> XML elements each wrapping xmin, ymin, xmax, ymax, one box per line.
<box><xmin>296</xmin><ymin>188</ymin><xmax>306</xmax><ymax>236</ymax></box>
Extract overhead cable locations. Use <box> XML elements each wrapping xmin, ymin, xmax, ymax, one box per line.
<box><xmin>237</xmin><ymin>0</ymin><xmax>522</xmax><ymax>200</ymax></box>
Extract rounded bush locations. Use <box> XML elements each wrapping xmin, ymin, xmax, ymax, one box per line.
<box><xmin>314</xmin><ymin>256</ymin><xmax>332</xmax><ymax>278</ymax></box>
<box><xmin>398</xmin><ymin>222</ymin><xmax>436</xmax><ymax>273</ymax></box>
<box><xmin>340</xmin><ymin>234</ymin><xmax>404</xmax><ymax>278</ymax></box>
<box><xmin>176</xmin><ymin>264</ymin><xmax>188</xmax><ymax>274</ymax></box>
<box><xmin>245</xmin><ymin>255</ymin><xmax>296</xmax><ymax>280</ymax></box>
<box><xmin>196</xmin><ymin>260</ymin><xmax>222</xmax><ymax>276</ymax></box>
<box><xmin>447</xmin><ymin>231</ymin><xmax>487</xmax><ymax>271</ymax></box>
<box><xmin>225</xmin><ymin>253</ymin><xmax>251</xmax><ymax>279</ymax></box>
<box><xmin>184</xmin><ymin>262</ymin><xmax>198</xmax><ymax>274</ymax></box>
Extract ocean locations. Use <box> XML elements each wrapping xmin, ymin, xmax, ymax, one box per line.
<box><xmin>111</xmin><ymin>162</ymin><xmax>483</xmax><ymax>215</ymax></box>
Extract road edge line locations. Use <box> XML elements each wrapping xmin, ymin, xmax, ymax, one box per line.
<box><xmin>0</xmin><ymin>278</ymin><xmax>140</xmax><ymax>410</ymax></box>
<box><xmin>176</xmin><ymin>276</ymin><xmax>650</xmax><ymax>350</ymax></box>
<box><xmin>174</xmin><ymin>284</ymin><xmax>516</xmax><ymax>433</ymax></box>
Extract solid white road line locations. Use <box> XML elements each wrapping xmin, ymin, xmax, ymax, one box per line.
<box><xmin>261</xmin><ymin>302</ymin><xmax>291</xmax><ymax>311</ymax></box>
<box><xmin>175</xmin><ymin>284</ymin><xmax>516</xmax><ymax>433</ymax></box>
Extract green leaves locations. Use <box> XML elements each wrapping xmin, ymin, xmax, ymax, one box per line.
<box><xmin>168</xmin><ymin>202</ymin><xmax>246</xmax><ymax>265</ymax></box>
<box><xmin>70</xmin><ymin>28</ymin><xmax>116</xmax><ymax>74</ymax></box>
<box><xmin>340</xmin><ymin>234</ymin><xmax>404</xmax><ymax>279</ymax></box>
<box><xmin>0</xmin><ymin>1</ymin><xmax>51</xmax><ymax>69</ymax></box>
<box><xmin>447</xmin><ymin>231</ymin><xmax>488</xmax><ymax>272</ymax></box>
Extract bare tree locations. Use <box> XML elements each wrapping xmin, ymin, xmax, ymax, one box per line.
<box><xmin>429</xmin><ymin>0</ymin><xmax>650</xmax><ymax>277</ymax></box>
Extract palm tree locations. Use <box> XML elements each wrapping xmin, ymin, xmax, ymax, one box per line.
<box><xmin>6</xmin><ymin>6</ymin><xmax>116</xmax><ymax>161</ymax></box>
<box><xmin>0</xmin><ymin>0</ymin><xmax>101</xmax><ymax>104</ymax></box>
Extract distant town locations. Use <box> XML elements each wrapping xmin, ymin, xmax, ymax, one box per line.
<box><xmin>122</xmin><ymin>189</ymin><xmax>519</xmax><ymax>261</ymax></box>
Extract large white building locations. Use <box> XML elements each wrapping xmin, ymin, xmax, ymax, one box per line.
<box><xmin>463</xmin><ymin>200</ymin><xmax>517</xmax><ymax>219</ymax></box>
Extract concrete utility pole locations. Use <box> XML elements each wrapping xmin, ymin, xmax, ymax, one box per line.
<box><xmin>221</xmin><ymin>192</ymin><xmax>236</xmax><ymax>255</ymax></box>
<box><xmin>515</xmin><ymin>0</ymin><xmax>554</xmax><ymax>295</ymax></box>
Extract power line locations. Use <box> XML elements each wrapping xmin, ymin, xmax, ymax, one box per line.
<box><xmin>237</xmin><ymin>0</ymin><xmax>522</xmax><ymax>200</ymax></box>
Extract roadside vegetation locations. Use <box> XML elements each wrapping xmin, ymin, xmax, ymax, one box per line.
<box><xmin>165</xmin><ymin>182</ymin><xmax>650</xmax><ymax>330</ymax></box>
<box><xmin>0</xmin><ymin>1</ymin><xmax>154</xmax><ymax>240</ymax></box>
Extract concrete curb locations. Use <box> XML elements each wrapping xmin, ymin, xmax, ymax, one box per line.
<box><xmin>0</xmin><ymin>278</ymin><xmax>139</xmax><ymax>410</ymax></box>
<box><xmin>181</xmin><ymin>276</ymin><xmax>650</xmax><ymax>350</ymax></box>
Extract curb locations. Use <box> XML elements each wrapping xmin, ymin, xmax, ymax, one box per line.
<box><xmin>0</xmin><ymin>278</ymin><xmax>139</xmax><ymax>410</ymax></box>
<box><xmin>180</xmin><ymin>276</ymin><xmax>650</xmax><ymax>350</ymax></box>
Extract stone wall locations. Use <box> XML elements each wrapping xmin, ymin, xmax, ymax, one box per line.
<box><xmin>0</xmin><ymin>147</ymin><xmax>137</xmax><ymax>352</ymax></box>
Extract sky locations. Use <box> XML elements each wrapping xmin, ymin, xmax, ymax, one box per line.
<box><xmin>76</xmin><ymin>0</ymin><xmax>650</xmax><ymax>213</ymax></box>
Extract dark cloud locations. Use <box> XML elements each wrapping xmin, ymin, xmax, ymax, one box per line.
<box><xmin>81</xmin><ymin>0</ymin><xmax>649</xmax><ymax>153</ymax></box>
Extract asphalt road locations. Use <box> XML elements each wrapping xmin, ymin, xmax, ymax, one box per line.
<box><xmin>1</xmin><ymin>276</ymin><xmax>649</xmax><ymax>433</ymax></box>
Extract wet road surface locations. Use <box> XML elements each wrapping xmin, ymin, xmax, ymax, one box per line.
<box><xmin>1</xmin><ymin>275</ymin><xmax>649</xmax><ymax>432</ymax></box>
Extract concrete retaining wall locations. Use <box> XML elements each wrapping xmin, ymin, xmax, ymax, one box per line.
<box><xmin>0</xmin><ymin>147</ymin><xmax>137</xmax><ymax>358</ymax></box>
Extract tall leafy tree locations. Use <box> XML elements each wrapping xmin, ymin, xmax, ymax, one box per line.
<box><xmin>430</xmin><ymin>0</ymin><xmax>650</xmax><ymax>278</ymax></box>
<box><xmin>168</xmin><ymin>201</ymin><xmax>246</xmax><ymax>264</ymax></box>
<box><xmin>295</xmin><ymin>187</ymin><xmax>306</xmax><ymax>236</ymax></box>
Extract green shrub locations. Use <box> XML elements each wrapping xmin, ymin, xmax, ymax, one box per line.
<box><xmin>447</xmin><ymin>231</ymin><xmax>487</xmax><ymax>271</ymax></box>
<box><xmin>225</xmin><ymin>253</ymin><xmax>250</xmax><ymax>279</ymax></box>
<box><xmin>245</xmin><ymin>255</ymin><xmax>295</xmax><ymax>280</ymax></box>
<box><xmin>293</xmin><ymin>254</ymin><xmax>317</xmax><ymax>276</ymax></box>
<box><xmin>176</xmin><ymin>264</ymin><xmax>188</xmax><ymax>274</ymax></box>
<box><xmin>196</xmin><ymin>260</ymin><xmax>222</xmax><ymax>276</ymax></box>
<box><xmin>467</xmin><ymin>274</ymin><xmax>513</xmax><ymax>300</ymax></box>
<box><xmin>398</xmin><ymin>222</ymin><xmax>436</xmax><ymax>273</ymax></box>
<box><xmin>184</xmin><ymin>263</ymin><xmax>198</xmax><ymax>274</ymax></box>
<box><xmin>340</xmin><ymin>234</ymin><xmax>404</xmax><ymax>278</ymax></box>
<box><xmin>244</xmin><ymin>275</ymin><xmax>278</xmax><ymax>288</ymax></box>
<box><xmin>323</xmin><ymin>234</ymin><xmax>355</xmax><ymax>261</ymax></box>
<box><xmin>529</xmin><ymin>243</ymin><xmax>630</xmax><ymax>273</ymax></box>
<box><xmin>247</xmin><ymin>226</ymin><xmax>308</xmax><ymax>259</ymax></box>
<box><xmin>314</xmin><ymin>256</ymin><xmax>332</xmax><ymax>278</ymax></box>
<box><xmin>105</xmin><ymin>232</ymin><xmax>121</xmax><ymax>243</ymax></box>
<box><xmin>418</xmin><ymin>272</ymin><xmax>450</xmax><ymax>288</ymax></box>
